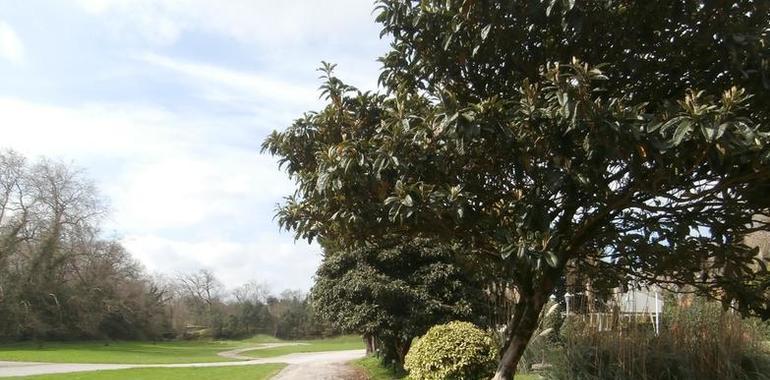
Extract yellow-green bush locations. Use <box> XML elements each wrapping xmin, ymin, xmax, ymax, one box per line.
<box><xmin>404</xmin><ymin>321</ymin><xmax>497</xmax><ymax>380</ymax></box>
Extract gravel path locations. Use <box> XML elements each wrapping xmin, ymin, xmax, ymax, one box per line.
<box><xmin>0</xmin><ymin>346</ymin><xmax>366</xmax><ymax>378</ymax></box>
<box><xmin>271</xmin><ymin>361</ymin><xmax>367</xmax><ymax>380</ymax></box>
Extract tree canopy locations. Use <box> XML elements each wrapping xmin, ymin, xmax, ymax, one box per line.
<box><xmin>311</xmin><ymin>238</ymin><xmax>488</xmax><ymax>363</ymax></box>
<box><xmin>263</xmin><ymin>1</ymin><xmax>770</xmax><ymax>378</ymax></box>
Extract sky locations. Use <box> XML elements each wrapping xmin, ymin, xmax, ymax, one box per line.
<box><xmin>0</xmin><ymin>1</ymin><xmax>389</xmax><ymax>292</ymax></box>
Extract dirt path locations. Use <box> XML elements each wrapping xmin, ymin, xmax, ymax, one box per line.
<box><xmin>0</xmin><ymin>346</ymin><xmax>365</xmax><ymax>378</ymax></box>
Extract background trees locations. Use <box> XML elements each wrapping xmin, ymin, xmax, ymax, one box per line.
<box><xmin>264</xmin><ymin>1</ymin><xmax>770</xmax><ymax>378</ymax></box>
<box><xmin>0</xmin><ymin>150</ymin><xmax>165</xmax><ymax>340</ymax></box>
<box><xmin>0</xmin><ymin>150</ymin><xmax>335</xmax><ymax>342</ymax></box>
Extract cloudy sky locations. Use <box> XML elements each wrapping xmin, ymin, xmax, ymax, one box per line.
<box><xmin>0</xmin><ymin>1</ymin><xmax>388</xmax><ymax>292</ymax></box>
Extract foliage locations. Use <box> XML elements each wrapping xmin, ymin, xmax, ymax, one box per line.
<box><xmin>18</xmin><ymin>364</ymin><xmax>287</xmax><ymax>380</ymax></box>
<box><xmin>352</xmin><ymin>355</ymin><xmax>408</xmax><ymax>380</ymax></box>
<box><xmin>546</xmin><ymin>302</ymin><xmax>770</xmax><ymax>380</ymax></box>
<box><xmin>311</xmin><ymin>238</ymin><xmax>487</xmax><ymax>364</ymax></box>
<box><xmin>0</xmin><ymin>151</ymin><xmax>336</xmax><ymax>343</ymax></box>
<box><xmin>404</xmin><ymin>321</ymin><xmax>497</xmax><ymax>380</ymax></box>
<box><xmin>263</xmin><ymin>1</ymin><xmax>770</xmax><ymax>377</ymax></box>
<box><xmin>0</xmin><ymin>150</ymin><xmax>168</xmax><ymax>341</ymax></box>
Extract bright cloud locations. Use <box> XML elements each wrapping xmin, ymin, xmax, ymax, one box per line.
<box><xmin>141</xmin><ymin>53</ymin><xmax>319</xmax><ymax>108</ymax></box>
<box><xmin>0</xmin><ymin>21</ymin><xmax>24</xmax><ymax>64</ymax></box>
<box><xmin>123</xmin><ymin>234</ymin><xmax>321</xmax><ymax>291</ymax></box>
<box><xmin>75</xmin><ymin>0</ymin><xmax>382</xmax><ymax>46</ymax></box>
<box><xmin>0</xmin><ymin>96</ymin><xmax>306</xmax><ymax>289</ymax></box>
<box><xmin>0</xmin><ymin>0</ymin><xmax>387</xmax><ymax>292</ymax></box>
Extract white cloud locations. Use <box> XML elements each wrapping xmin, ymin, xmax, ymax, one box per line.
<box><xmin>109</xmin><ymin>150</ymin><xmax>293</xmax><ymax>231</ymax></box>
<box><xmin>0</xmin><ymin>0</ymin><xmax>388</xmax><ymax>291</ymax></box>
<box><xmin>0</xmin><ymin>97</ymin><xmax>309</xmax><ymax>289</ymax></box>
<box><xmin>0</xmin><ymin>97</ymin><xmax>293</xmax><ymax>228</ymax></box>
<box><xmin>141</xmin><ymin>53</ymin><xmax>319</xmax><ymax>108</ymax></box>
<box><xmin>0</xmin><ymin>21</ymin><xmax>24</xmax><ymax>65</ymax></box>
<box><xmin>0</xmin><ymin>98</ymin><xmax>176</xmax><ymax>158</ymax></box>
<box><xmin>76</xmin><ymin>0</ymin><xmax>382</xmax><ymax>47</ymax></box>
<box><xmin>123</xmin><ymin>234</ymin><xmax>321</xmax><ymax>291</ymax></box>
<box><xmin>74</xmin><ymin>1</ymin><xmax>388</xmax><ymax>91</ymax></box>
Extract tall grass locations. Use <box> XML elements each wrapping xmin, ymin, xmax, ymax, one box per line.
<box><xmin>545</xmin><ymin>301</ymin><xmax>770</xmax><ymax>380</ymax></box>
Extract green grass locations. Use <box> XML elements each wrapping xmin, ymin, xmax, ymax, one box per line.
<box><xmin>0</xmin><ymin>335</ymin><xmax>362</xmax><ymax>364</ymax></box>
<box><xmin>0</xmin><ymin>340</ymin><xmax>249</xmax><ymax>364</ymax></box>
<box><xmin>351</xmin><ymin>356</ymin><xmax>406</xmax><ymax>379</ymax></box>
<box><xmin>236</xmin><ymin>334</ymin><xmax>284</xmax><ymax>344</ymax></box>
<box><xmin>13</xmin><ymin>364</ymin><xmax>286</xmax><ymax>380</ymax></box>
<box><xmin>241</xmin><ymin>335</ymin><xmax>363</xmax><ymax>358</ymax></box>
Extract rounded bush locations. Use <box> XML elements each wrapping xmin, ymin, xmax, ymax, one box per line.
<box><xmin>404</xmin><ymin>321</ymin><xmax>497</xmax><ymax>380</ymax></box>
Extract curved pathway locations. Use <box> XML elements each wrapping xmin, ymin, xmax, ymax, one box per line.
<box><xmin>0</xmin><ymin>344</ymin><xmax>366</xmax><ymax>378</ymax></box>
<box><xmin>217</xmin><ymin>342</ymin><xmax>309</xmax><ymax>360</ymax></box>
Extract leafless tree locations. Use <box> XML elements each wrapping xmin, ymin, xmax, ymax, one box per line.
<box><xmin>232</xmin><ymin>280</ymin><xmax>271</xmax><ymax>305</ymax></box>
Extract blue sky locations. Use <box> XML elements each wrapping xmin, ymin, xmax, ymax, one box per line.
<box><xmin>0</xmin><ymin>0</ymin><xmax>388</xmax><ymax>292</ymax></box>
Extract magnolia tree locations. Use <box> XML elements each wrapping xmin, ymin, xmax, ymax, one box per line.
<box><xmin>264</xmin><ymin>1</ymin><xmax>770</xmax><ymax>378</ymax></box>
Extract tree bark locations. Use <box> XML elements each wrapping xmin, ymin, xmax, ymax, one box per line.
<box><xmin>492</xmin><ymin>292</ymin><xmax>550</xmax><ymax>380</ymax></box>
<box><xmin>395</xmin><ymin>338</ymin><xmax>412</xmax><ymax>365</ymax></box>
<box><xmin>364</xmin><ymin>333</ymin><xmax>375</xmax><ymax>355</ymax></box>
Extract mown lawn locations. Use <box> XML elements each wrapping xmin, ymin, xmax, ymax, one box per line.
<box><xmin>0</xmin><ymin>334</ymin><xmax>356</xmax><ymax>364</ymax></box>
<box><xmin>0</xmin><ymin>340</ymin><xmax>245</xmax><ymax>364</ymax></box>
<box><xmin>240</xmin><ymin>335</ymin><xmax>363</xmax><ymax>358</ymax></box>
<box><xmin>13</xmin><ymin>364</ymin><xmax>286</xmax><ymax>380</ymax></box>
<box><xmin>235</xmin><ymin>334</ymin><xmax>284</xmax><ymax>344</ymax></box>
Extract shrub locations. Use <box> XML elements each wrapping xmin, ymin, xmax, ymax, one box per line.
<box><xmin>546</xmin><ymin>300</ymin><xmax>770</xmax><ymax>380</ymax></box>
<box><xmin>404</xmin><ymin>321</ymin><xmax>497</xmax><ymax>380</ymax></box>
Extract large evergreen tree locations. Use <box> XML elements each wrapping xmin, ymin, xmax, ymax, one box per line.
<box><xmin>264</xmin><ymin>1</ymin><xmax>770</xmax><ymax>378</ymax></box>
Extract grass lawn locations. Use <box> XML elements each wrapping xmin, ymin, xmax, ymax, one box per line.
<box><xmin>0</xmin><ymin>334</ymin><xmax>359</xmax><ymax>364</ymax></box>
<box><xmin>351</xmin><ymin>356</ymin><xmax>406</xmax><ymax>379</ymax></box>
<box><xmin>233</xmin><ymin>334</ymin><xmax>283</xmax><ymax>344</ymax></box>
<box><xmin>13</xmin><ymin>364</ymin><xmax>286</xmax><ymax>380</ymax></box>
<box><xmin>352</xmin><ymin>356</ymin><xmax>540</xmax><ymax>380</ymax></box>
<box><xmin>0</xmin><ymin>340</ymin><xmax>246</xmax><ymax>364</ymax></box>
<box><xmin>240</xmin><ymin>335</ymin><xmax>363</xmax><ymax>358</ymax></box>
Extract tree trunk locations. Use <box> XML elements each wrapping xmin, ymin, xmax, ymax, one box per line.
<box><xmin>395</xmin><ymin>338</ymin><xmax>411</xmax><ymax>365</ymax></box>
<box><xmin>492</xmin><ymin>292</ymin><xmax>550</xmax><ymax>380</ymax></box>
<box><xmin>364</xmin><ymin>333</ymin><xmax>375</xmax><ymax>355</ymax></box>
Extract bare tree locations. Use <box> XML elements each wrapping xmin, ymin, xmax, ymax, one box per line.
<box><xmin>0</xmin><ymin>151</ymin><xmax>166</xmax><ymax>340</ymax></box>
<box><xmin>232</xmin><ymin>280</ymin><xmax>271</xmax><ymax>305</ymax></box>
<box><xmin>178</xmin><ymin>269</ymin><xmax>224</xmax><ymax>329</ymax></box>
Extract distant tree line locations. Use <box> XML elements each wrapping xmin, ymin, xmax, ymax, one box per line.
<box><xmin>161</xmin><ymin>270</ymin><xmax>336</xmax><ymax>340</ymax></box>
<box><xmin>0</xmin><ymin>150</ymin><xmax>334</xmax><ymax>342</ymax></box>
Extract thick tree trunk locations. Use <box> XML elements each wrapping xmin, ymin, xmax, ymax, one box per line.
<box><xmin>364</xmin><ymin>333</ymin><xmax>375</xmax><ymax>355</ymax></box>
<box><xmin>395</xmin><ymin>338</ymin><xmax>412</xmax><ymax>365</ymax></box>
<box><xmin>491</xmin><ymin>292</ymin><xmax>550</xmax><ymax>380</ymax></box>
